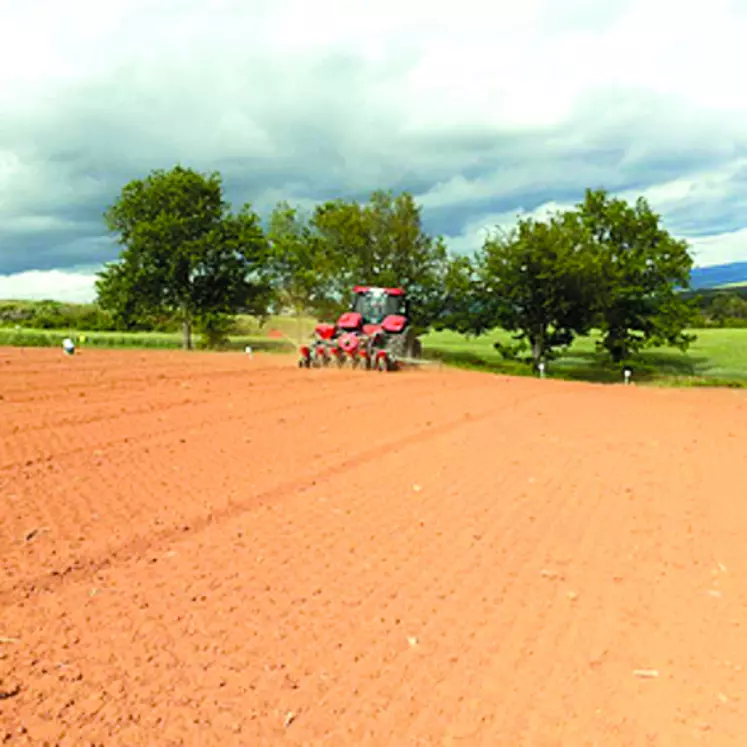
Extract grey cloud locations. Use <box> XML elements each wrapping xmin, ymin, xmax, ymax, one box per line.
<box><xmin>1</xmin><ymin>229</ymin><xmax>116</xmax><ymax>275</ymax></box>
<box><xmin>660</xmin><ymin>197</ymin><xmax>747</xmax><ymax>238</ymax></box>
<box><xmin>414</xmin><ymin>88</ymin><xmax>747</xmax><ymax>241</ymax></box>
<box><xmin>3</xmin><ymin>44</ymin><xmax>747</xmax><ymax>275</ymax></box>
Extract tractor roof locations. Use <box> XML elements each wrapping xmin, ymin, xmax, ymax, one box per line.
<box><xmin>352</xmin><ymin>285</ymin><xmax>404</xmax><ymax>296</ymax></box>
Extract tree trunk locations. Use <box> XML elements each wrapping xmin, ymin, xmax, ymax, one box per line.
<box><xmin>182</xmin><ymin>317</ymin><xmax>192</xmax><ymax>351</ymax></box>
<box><xmin>530</xmin><ymin>326</ymin><xmax>545</xmax><ymax>370</ymax></box>
<box><xmin>606</xmin><ymin>327</ymin><xmax>626</xmax><ymax>363</ymax></box>
<box><xmin>531</xmin><ymin>339</ymin><xmax>542</xmax><ymax>369</ymax></box>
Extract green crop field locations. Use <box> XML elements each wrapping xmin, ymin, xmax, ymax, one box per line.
<box><xmin>2</xmin><ymin>319</ymin><xmax>747</xmax><ymax>388</ymax></box>
<box><xmin>0</xmin><ymin>327</ymin><xmax>294</xmax><ymax>353</ymax></box>
<box><xmin>0</xmin><ymin>314</ymin><xmax>317</xmax><ymax>352</ymax></box>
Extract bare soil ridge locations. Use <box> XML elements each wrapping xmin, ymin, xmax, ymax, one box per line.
<box><xmin>1</xmin><ymin>349</ymin><xmax>746</xmax><ymax>744</ymax></box>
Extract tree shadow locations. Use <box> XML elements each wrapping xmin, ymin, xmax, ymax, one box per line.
<box><xmin>556</xmin><ymin>349</ymin><xmax>711</xmax><ymax>382</ymax></box>
<box><xmin>424</xmin><ymin>345</ymin><xmax>715</xmax><ymax>385</ymax></box>
<box><xmin>422</xmin><ymin>348</ymin><xmax>530</xmax><ymax>377</ymax></box>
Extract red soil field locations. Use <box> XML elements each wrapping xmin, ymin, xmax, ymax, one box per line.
<box><xmin>1</xmin><ymin>347</ymin><xmax>747</xmax><ymax>745</ymax></box>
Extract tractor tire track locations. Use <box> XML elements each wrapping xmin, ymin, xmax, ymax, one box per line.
<box><xmin>1</xmin><ymin>361</ymin><xmax>433</xmax><ymax>473</ymax></box>
<box><xmin>0</xmin><ymin>387</ymin><xmax>548</xmax><ymax>602</ymax></box>
<box><xmin>1</xmin><ymin>349</ymin><xmax>550</xmax><ymax>601</ymax></box>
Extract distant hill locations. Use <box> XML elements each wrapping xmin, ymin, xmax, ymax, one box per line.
<box><xmin>691</xmin><ymin>261</ymin><xmax>747</xmax><ymax>289</ymax></box>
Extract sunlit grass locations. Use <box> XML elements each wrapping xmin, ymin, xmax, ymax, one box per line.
<box><xmin>421</xmin><ymin>328</ymin><xmax>747</xmax><ymax>387</ymax></box>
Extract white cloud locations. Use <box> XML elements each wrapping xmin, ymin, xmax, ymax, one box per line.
<box><xmin>1</xmin><ymin>0</ymin><xmax>747</xmax><ymax>283</ymax></box>
<box><xmin>443</xmin><ymin>201</ymin><xmax>575</xmax><ymax>254</ymax></box>
<box><xmin>688</xmin><ymin>229</ymin><xmax>747</xmax><ymax>267</ymax></box>
<box><xmin>443</xmin><ymin>180</ymin><xmax>747</xmax><ymax>268</ymax></box>
<box><xmin>617</xmin><ymin>160</ymin><xmax>747</xmax><ymax>211</ymax></box>
<box><xmin>0</xmin><ymin>270</ymin><xmax>98</xmax><ymax>303</ymax></box>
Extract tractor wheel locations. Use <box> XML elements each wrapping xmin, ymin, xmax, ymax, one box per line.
<box><xmin>388</xmin><ymin>329</ymin><xmax>421</xmax><ymax>362</ymax></box>
<box><xmin>386</xmin><ymin>333</ymin><xmax>406</xmax><ymax>360</ymax></box>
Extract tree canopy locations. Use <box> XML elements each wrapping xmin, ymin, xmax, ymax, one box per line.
<box><xmin>470</xmin><ymin>212</ymin><xmax>603</xmax><ymax>368</ymax></box>
<box><xmin>307</xmin><ymin>190</ymin><xmax>451</xmax><ymax>332</ymax></box>
<box><xmin>265</xmin><ymin>201</ymin><xmax>338</xmax><ymax>322</ymax></box>
<box><xmin>577</xmin><ymin>188</ymin><xmax>696</xmax><ymax>362</ymax></box>
<box><xmin>96</xmin><ymin>165</ymin><xmax>270</xmax><ymax>349</ymax></box>
<box><xmin>435</xmin><ymin>192</ymin><xmax>696</xmax><ymax>370</ymax></box>
<box><xmin>95</xmin><ymin>163</ymin><xmax>697</xmax><ymax>367</ymax></box>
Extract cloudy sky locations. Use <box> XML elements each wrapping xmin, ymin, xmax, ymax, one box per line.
<box><xmin>2</xmin><ymin>0</ymin><xmax>747</xmax><ymax>302</ymax></box>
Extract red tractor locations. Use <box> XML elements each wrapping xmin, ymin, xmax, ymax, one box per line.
<box><xmin>299</xmin><ymin>286</ymin><xmax>422</xmax><ymax>371</ymax></box>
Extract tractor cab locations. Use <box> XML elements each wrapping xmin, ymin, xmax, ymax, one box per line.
<box><xmin>336</xmin><ymin>286</ymin><xmax>408</xmax><ymax>334</ymax></box>
<box><xmin>351</xmin><ymin>286</ymin><xmax>407</xmax><ymax>324</ymax></box>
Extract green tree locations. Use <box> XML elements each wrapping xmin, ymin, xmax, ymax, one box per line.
<box><xmin>195</xmin><ymin>311</ymin><xmax>236</xmax><ymax>349</ymax></box>
<box><xmin>311</xmin><ymin>197</ymin><xmax>370</xmax><ymax>301</ymax></box>
<box><xmin>578</xmin><ymin>188</ymin><xmax>696</xmax><ymax>362</ymax></box>
<box><xmin>309</xmin><ymin>190</ymin><xmax>451</xmax><ymax>332</ymax></box>
<box><xmin>474</xmin><ymin>211</ymin><xmax>603</xmax><ymax>369</ymax></box>
<box><xmin>266</xmin><ymin>201</ymin><xmax>337</xmax><ymax>338</ymax></box>
<box><xmin>94</xmin><ymin>260</ymin><xmax>152</xmax><ymax>330</ymax></box>
<box><xmin>96</xmin><ymin>165</ymin><xmax>270</xmax><ymax>349</ymax></box>
<box><xmin>709</xmin><ymin>291</ymin><xmax>747</xmax><ymax>326</ymax></box>
<box><xmin>432</xmin><ymin>254</ymin><xmax>486</xmax><ymax>335</ymax></box>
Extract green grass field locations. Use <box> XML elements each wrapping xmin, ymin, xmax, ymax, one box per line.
<box><xmin>422</xmin><ymin>328</ymin><xmax>747</xmax><ymax>387</ymax></box>
<box><xmin>2</xmin><ymin>321</ymin><xmax>746</xmax><ymax>388</ymax></box>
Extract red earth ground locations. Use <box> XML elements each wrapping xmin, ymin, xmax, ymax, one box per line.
<box><xmin>1</xmin><ymin>347</ymin><xmax>747</xmax><ymax>745</ymax></box>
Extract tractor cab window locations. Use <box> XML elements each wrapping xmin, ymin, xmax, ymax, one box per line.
<box><xmin>352</xmin><ymin>291</ymin><xmax>405</xmax><ymax>324</ymax></box>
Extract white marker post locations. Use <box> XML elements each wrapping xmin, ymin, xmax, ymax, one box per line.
<box><xmin>623</xmin><ymin>367</ymin><xmax>632</xmax><ymax>385</ymax></box>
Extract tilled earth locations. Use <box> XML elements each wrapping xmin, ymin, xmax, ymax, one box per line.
<box><xmin>1</xmin><ymin>347</ymin><xmax>747</xmax><ymax>745</ymax></box>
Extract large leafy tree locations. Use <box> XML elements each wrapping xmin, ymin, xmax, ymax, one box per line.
<box><xmin>309</xmin><ymin>190</ymin><xmax>451</xmax><ymax>332</ymax></box>
<box><xmin>578</xmin><ymin>188</ymin><xmax>697</xmax><ymax>362</ymax></box>
<box><xmin>265</xmin><ymin>201</ymin><xmax>338</xmax><ymax>331</ymax></box>
<box><xmin>708</xmin><ymin>291</ymin><xmax>747</xmax><ymax>326</ymax></box>
<box><xmin>474</xmin><ymin>211</ymin><xmax>603</xmax><ymax>369</ymax></box>
<box><xmin>96</xmin><ymin>165</ymin><xmax>270</xmax><ymax>349</ymax></box>
<box><xmin>432</xmin><ymin>254</ymin><xmax>490</xmax><ymax>335</ymax></box>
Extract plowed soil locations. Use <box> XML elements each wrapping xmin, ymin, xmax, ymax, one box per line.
<box><xmin>2</xmin><ymin>348</ymin><xmax>747</xmax><ymax>745</ymax></box>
